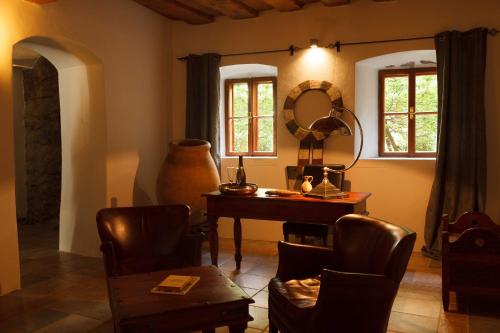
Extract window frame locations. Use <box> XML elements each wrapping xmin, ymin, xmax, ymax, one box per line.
<box><xmin>378</xmin><ymin>67</ymin><xmax>438</xmax><ymax>158</ymax></box>
<box><xmin>224</xmin><ymin>77</ymin><xmax>277</xmax><ymax>157</ymax></box>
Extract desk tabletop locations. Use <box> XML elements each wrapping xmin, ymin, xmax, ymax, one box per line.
<box><xmin>204</xmin><ymin>188</ymin><xmax>371</xmax><ymax>205</ymax></box>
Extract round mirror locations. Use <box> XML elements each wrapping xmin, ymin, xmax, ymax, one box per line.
<box><xmin>282</xmin><ymin>80</ymin><xmax>343</xmax><ymax>142</ymax></box>
<box><xmin>294</xmin><ymin>90</ymin><xmax>332</xmax><ymax>129</ymax></box>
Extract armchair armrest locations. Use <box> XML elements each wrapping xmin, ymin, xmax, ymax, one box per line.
<box><xmin>179</xmin><ymin>232</ymin><xmax>204</xmax><ymax>266</ymax></box>
<box><xmin>309</xmin><ymin>269</ymin><xmax>398</xmax><ymax>332</ymax></box>
<box><xmin>276</xmin><ymin>241</ymin><xmax>334</xmax><ymax>281</ymax></box>
<box><xmin>100</xmin><ymin>241</ymin><xmax>119</xmax><ymax>277</ymax></box>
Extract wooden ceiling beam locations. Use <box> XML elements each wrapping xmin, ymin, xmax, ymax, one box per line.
<box><xmin>320</xmin><ymin>0</ymin><xmax>350</xmax><ymax>6</ymax></box>
<box><xmin>24</xmin><ymin>0</ymin><xmax>57</xmax><ymax>4</ymax></box>
<box><xmin>263</xmin><ymin>0</ymin><xmax>303</xmax><ymax>12</ymax></box>
<box><xmin>133</xmin><ymin>0</ymin><xmax>214</xmax><ymax>25</ymax></box>
<box><xmin>184</xmin><ymin>0</ymin><xmax>258</xmax><ymax>19</ymax></box>
<box><xmin>239</xmin><ymin>0</ymin><xmax>274</xmax><ymax>11</ymax></box>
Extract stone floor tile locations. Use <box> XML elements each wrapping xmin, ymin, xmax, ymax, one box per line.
<box><xmin>241</xmin><ymin>287</ymin><xmax>260</xmax><ymax>298</ymax></box>
<box><xmin>32</xmin><ymin>314</ymin><xmax>100</xmax><ymax>333</ymax></box>
<box><xmin>392</xmin><ymin>295</ymin><xmax>442</xmax><ymax>318</ymax></box>
<box><xmin>469</xmin><ymin>315</ymin><xmax>500</xmax><ymax>333</ymax></box>
<box><xmin>231</xmin><ymin>274</ymin><xmax>270</xmax><ymax>290</ymax></box>
<box><xmin>251</xmin><ymin>290</ymin><xmax>269</xmax><ymax>309</ymax></box>
<box><xmin>438</xmin><ymin>307</ymin><xmax>468</xmax><ymax>333</ymax></box>
<box><xmin>47</xmin><ymin>299</ymin><xmax>111</xmax><ymax>321</ymax></box>
<box><xmin>388</xmin><ymin>312</ymin><xmax>439</xmax><ymax>333</ymax></box>
<box><xmin>248</xmin><ymin>306</ymin><xmax>269</xmax><ymax>330</ymax></box>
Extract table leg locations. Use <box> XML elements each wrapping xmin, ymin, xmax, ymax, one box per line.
<box><xmin>229</xmin><ymin>323</ymin><xmax>247</xmax><ymax>333</ymax></box>
<box><xmin>208</xmin><ymin>215</ymin><xmax>219</xmax><ymax>266</ymax></box>
<box><xmin>234</xmin><ymin>217</ymin><xmax>242</xmax><ymax>270</ymax></box>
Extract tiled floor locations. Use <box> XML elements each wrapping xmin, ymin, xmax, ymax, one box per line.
<box><xmin>1</xmin><ymin>223</ymin><xmax>500</xmax><ymax>332</ymax></box>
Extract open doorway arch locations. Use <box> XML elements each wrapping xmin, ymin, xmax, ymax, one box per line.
<box><xmin>12</xmin><ymin>36</ymin><xmax>107</xmax><ymax>258</ymax></box>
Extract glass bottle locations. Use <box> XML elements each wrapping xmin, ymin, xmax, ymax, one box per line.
<box><xmin>236</xmin><ymin>155</ymin><xmax>246</xmax><ymax>186</ymax></box>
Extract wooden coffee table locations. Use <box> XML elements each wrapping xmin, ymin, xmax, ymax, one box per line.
<box><xmin>107</xmin><ymin>266</ymin><xmax>254</xmax><ymax>333</ymax></box>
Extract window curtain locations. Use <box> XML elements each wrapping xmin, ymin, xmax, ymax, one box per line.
<box><xmin>422</xmin><ymin>28</ymin><xmax>488</xmax><ymax>258</ymax></box>
<box><xmin>185</xmin><ymin>53</ymin><xmax>221</xmax><ymax>173</ymax></box>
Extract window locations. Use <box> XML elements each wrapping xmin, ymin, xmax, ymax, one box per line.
<box><xmin>225</xmin><ymin>77</ymin><xmax>277</xmax><ymax>156</ymax></box>
<box><xmin>379</xmin><ymin>68</ymin><xmax>438</xmax><ymax>157</ymax></box>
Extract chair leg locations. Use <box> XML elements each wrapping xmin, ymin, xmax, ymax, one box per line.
<box><xmin>269</xmin><ymin>321</ymin><xmax>278</xmax><ymax>333</ymax></box>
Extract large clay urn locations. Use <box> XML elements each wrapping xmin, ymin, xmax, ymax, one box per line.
<box><xmin>156</xmin><ymin>139</ymin><xmax>220</xmax><ymax>225</ymax></box>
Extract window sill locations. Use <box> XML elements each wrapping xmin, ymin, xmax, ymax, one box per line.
<box><xmin>360</xmin><ymin>157</ymin><xmax>436</xmax><ymax>161</ymax></box>
<box><xmin>222</xmin><ymin>156</ymin><xmax>278</xmax><ymax>160</ymax></box>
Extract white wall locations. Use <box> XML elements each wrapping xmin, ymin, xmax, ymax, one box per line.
<box><xmin>0</xmin><ymin>0</ymin><xmax>172</xmax><ymax>295</ymax></box>
<box><xmin>170</xmin><ymin>0</ymin><xmax>500</xmax><ymax>249</ymax></box>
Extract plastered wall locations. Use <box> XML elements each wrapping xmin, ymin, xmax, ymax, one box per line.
<box><xmin>0</xmin><ymin>0</ymin><xmax>172</xmax><ymax>294</ymax></box>
<box><xmin>169</xmin><ymin>0</ymin><xmax>500</xmax><ymax>248</ymax></box>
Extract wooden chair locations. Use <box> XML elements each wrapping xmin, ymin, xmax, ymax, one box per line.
<box><xmin>269</xmin><ymin>214</ymin><xmax>416</xmax><ymax>333</ymax></box>
<box><xmin>441</xmin><ymin>211</ymin><xmax>500</xmax><ymax>311</ymax></box>
<box><xmin>283</xmin><ymin>164</ymin><xmax>345</xmax><ymax>247</ymax></box>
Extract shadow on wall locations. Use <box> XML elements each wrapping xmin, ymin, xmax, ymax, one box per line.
<box><xmin>13</xmin><ymin>36</ymin><xmax>107</xmax><ymax>257</ymax></box>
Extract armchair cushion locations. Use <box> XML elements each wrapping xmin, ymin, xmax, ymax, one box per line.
<box><xmin>268</xmin><ymin>276</ymin><xmax>319</xmax><ymax>333</ymax></box>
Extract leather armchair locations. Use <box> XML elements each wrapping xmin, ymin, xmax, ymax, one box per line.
<box><xmin>268</xmin><ymin>214</ymin><xmax>416</xmax><ymax>333</ymax></box>
<box><xmin>96</xmin><ymin>204</ymin><xmax>203</xmax><ymax>277</ymax></box>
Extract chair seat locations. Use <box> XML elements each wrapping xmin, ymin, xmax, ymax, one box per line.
<box><xmin>268</xmin><ymin>276</ymin><xmax>320</xmax><ymax>331</ymax></box>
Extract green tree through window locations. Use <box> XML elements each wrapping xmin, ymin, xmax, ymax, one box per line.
<box><xmin>379</xmin><ymin>68</ymin><xmax>437</xmax><ymax>157</ymax></box>
<box><xmin>225</xmin><ymin>77</ymin><xmax>276</xmax><ymax>156</ymax></box>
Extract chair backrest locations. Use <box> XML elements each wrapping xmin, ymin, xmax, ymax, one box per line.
<box><xmin>332</xmin><ymin>214</ymin><xmax>416</xmax><ymax>282</ymax></box>
<box><xmin>96</xmin><ymin>204</ymin><xmax>190</xmax><ymax>274</ymax></box>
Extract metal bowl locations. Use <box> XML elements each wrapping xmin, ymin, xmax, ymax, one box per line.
<box><xmin>219</xmin><ymin>182</ymin><xmax>258</xmax><ymax>195</ymax></box>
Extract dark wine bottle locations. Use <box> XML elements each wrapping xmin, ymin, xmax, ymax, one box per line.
<box><xmin>236</xmin><ymin>155</ymin><xmax>246</xmax><ymax>186</ymax></box>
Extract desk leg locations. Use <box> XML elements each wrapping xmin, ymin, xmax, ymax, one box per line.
<box><xmin>208</xmin><ymin>215</ymin><xmax>219</xmax><ymax>266</ymax></box>
<box><xmin>234</xmin><ymin>217</ymin><xmax>242</xmax><ymax>270</ymax></box>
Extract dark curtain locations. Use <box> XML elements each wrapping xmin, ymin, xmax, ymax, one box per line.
<box><xmin>185</xmin><ymin>53</ymin><xmax>221</xmax><ymax>173</ymax></box>
<box><xmin>422</xmin><ymin>28</ymin><xmax>488</xmax><ymax>258</ymax></box>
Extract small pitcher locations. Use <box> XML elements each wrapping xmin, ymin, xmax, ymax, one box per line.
<box><xmin>301</xmin><ymin>175</ymin><xmax>314</xmax><ymax>193</ymax></box>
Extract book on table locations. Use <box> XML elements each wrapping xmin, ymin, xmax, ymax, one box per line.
<box><xmin>150</xmin><ymin>275</ymin><xmax>200</xmax><ymax>295</ymax></box>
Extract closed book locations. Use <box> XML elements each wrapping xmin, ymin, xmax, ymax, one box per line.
<box><xmin>151</xmin><ymin>275</ymin><xmax>200</xmax><ymax>295</ymax></box>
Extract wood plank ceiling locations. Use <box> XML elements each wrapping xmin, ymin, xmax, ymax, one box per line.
<box><xmin>132</xmin><ymin>0</ymin><xmax>390</xmax><ymax>25</ymax></box>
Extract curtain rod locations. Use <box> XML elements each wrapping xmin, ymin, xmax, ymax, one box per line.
<box><xmin>177</xmin><ymin>28</ymin><xmax>498</xmax><ymax>61</ymax></box>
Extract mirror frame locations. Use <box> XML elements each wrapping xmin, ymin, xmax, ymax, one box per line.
<box><xmin>283</xmin><ymin>80</ymin><xmax>343</xmax><ymax>142</ymax></box>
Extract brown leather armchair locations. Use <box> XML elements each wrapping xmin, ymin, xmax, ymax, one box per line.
<box><xmin>268</xmin><ymin>214</ymin><xmax>416</xmax><ymax>333</ymax></box>
<box><xmin>96</xmin><ymin>204</ymin><xmax>203</xmax><ymax>277</ymax></box>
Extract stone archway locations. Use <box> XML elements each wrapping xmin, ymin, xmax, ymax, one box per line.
<box><xmin>13</xmin><ymin>36</ymin><xmax>107</xmax><ymax>258</ymax></box>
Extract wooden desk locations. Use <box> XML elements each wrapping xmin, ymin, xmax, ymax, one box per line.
<box><xmin>203</xmin><ymin>189</ymin><xmax>371</xmax><ymax>269</ymax></box>
<box><xmin>107</xmin><ymin>266</ymin><xmax>253</xmax><ymax>333</ymax></box>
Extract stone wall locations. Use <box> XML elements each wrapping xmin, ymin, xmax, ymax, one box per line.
<box><xmin>22</xmin><ymin>57</ymin><xmax>61</xmax><ymax>225</ymax></box>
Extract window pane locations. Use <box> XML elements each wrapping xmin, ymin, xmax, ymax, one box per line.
<box><xmin>232</xmin><ymin>83</ymin><xmax>249</xmax><ymax>117</ymax></box>
<box><xmin>233</xmin><ymin>118</ymin><xmax>248</xmax><ymax>153</ymax></box>
<box><xmin>415</xmin><ymin>114</ymin><xmax>438</xmax><ymax>152</ymax></box>
<box><xmin>416</xmin><ymin>74</ymin><xmax>438</xmax><ymax>113</ymax></box>
<box><xmin>257</xmin><ymin>82</ymin><xmax>274</xmax><ymax>116</ymax></box>
<box><xmin>256</xmin><ymin>118</ymin><xmax>274</xmax><ymax>152</ymax></box>
<box><xmin>384</xmin><ymin>76</ymin><xmax>408</xmax><ymax>113</ymax></box>
<box><xmin>384</xmin><ymin>115</ymin><xmax>408</xmax><ymax>152</ymax></box>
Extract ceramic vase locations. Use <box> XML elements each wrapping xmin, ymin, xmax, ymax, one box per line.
<box><xmin>156</xmin><ymin>139</ymin><xmax>220</xmax><ymax>225</ymax></box>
